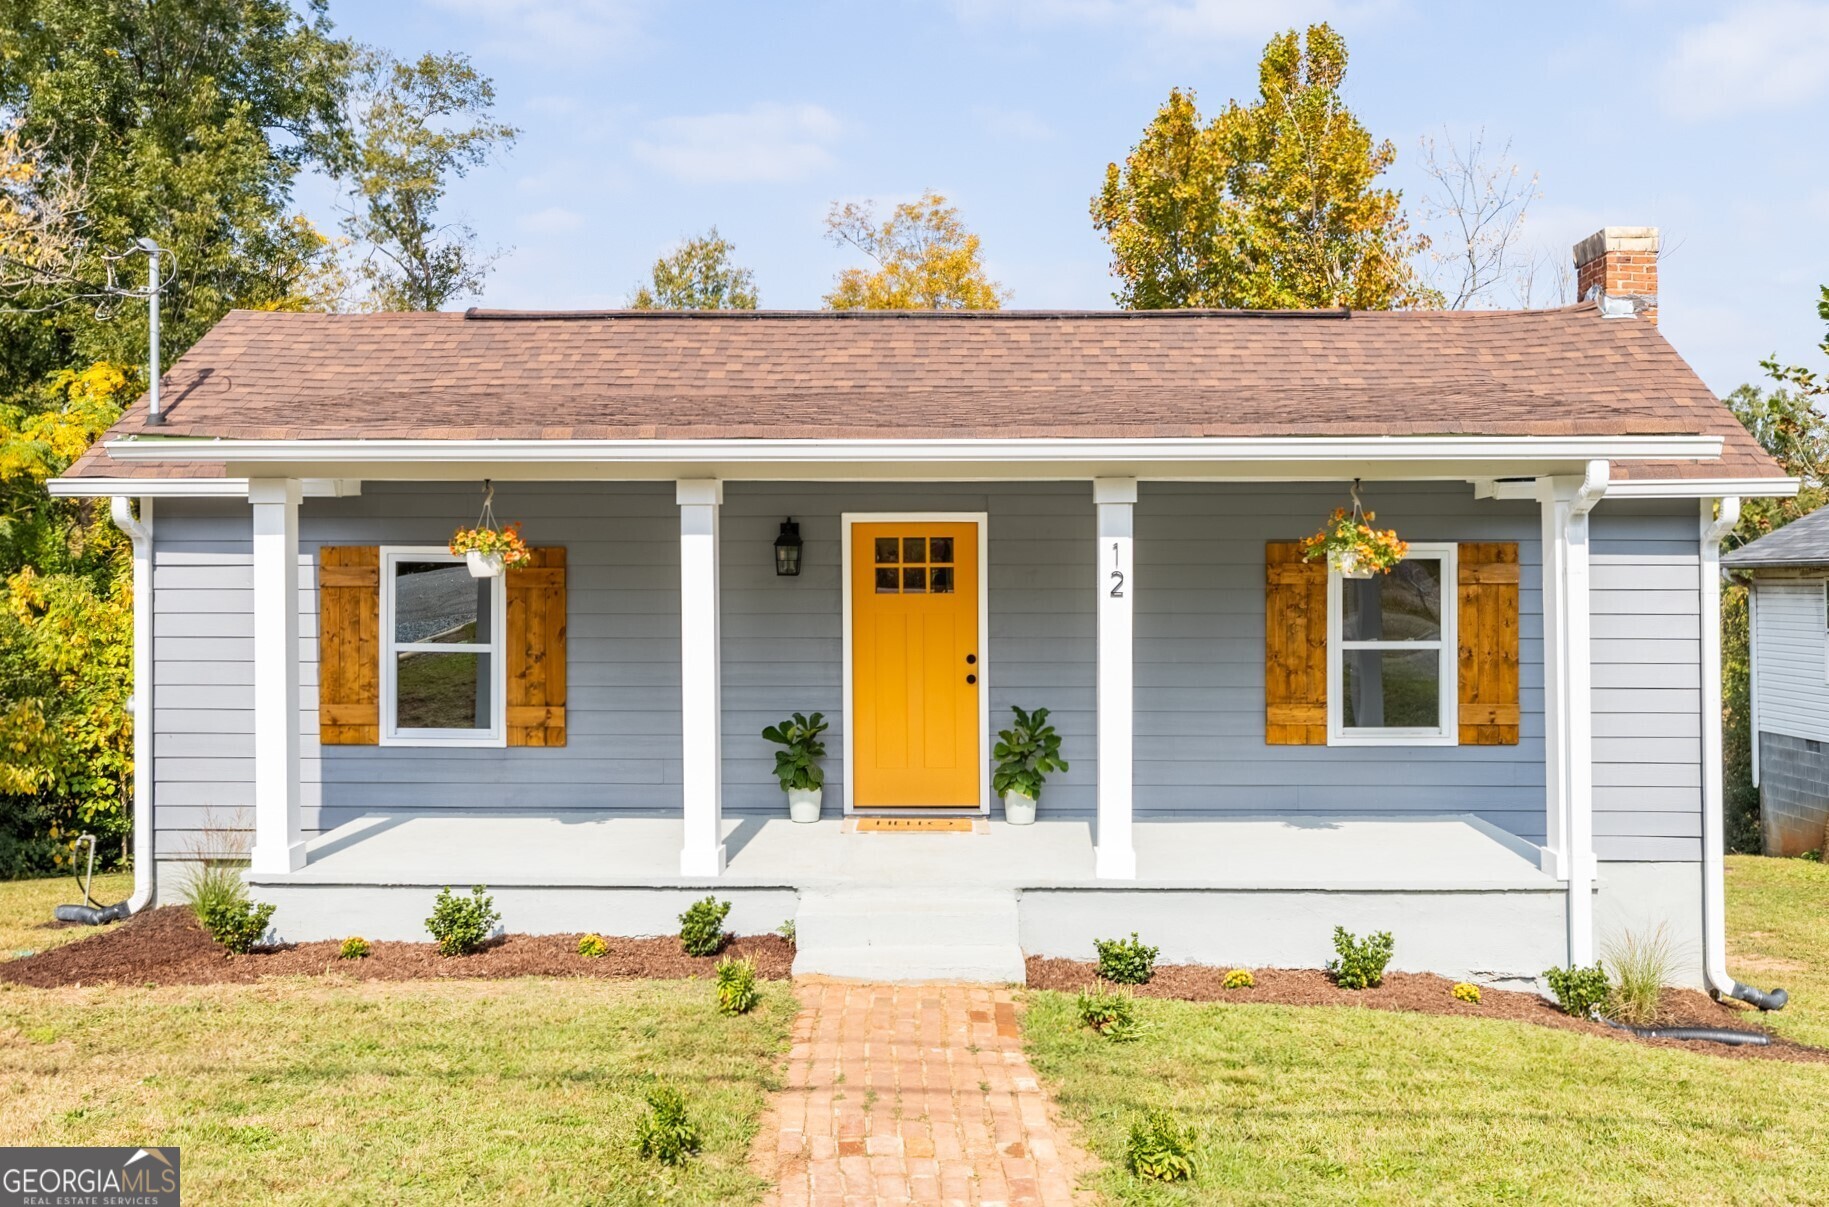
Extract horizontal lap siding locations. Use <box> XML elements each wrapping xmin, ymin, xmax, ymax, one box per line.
<box><xmin>1752</xmin><ymin>578</ymin><xmax>1829</xmax><ymax>743</ymax></box>
<box><xmin>1591</xmin><ymin>501</ymin><xmax>1703</xmax><ymax>861</ymax></box>
<box><xmin>1134</xmin><ymin>483</ymin><xmax>1548</xmax><ymax>843</ymax></box>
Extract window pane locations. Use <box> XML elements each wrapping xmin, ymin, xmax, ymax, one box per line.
<box><xmin>874</xmin><ymin>537</ymin><xmax>899</xmax><ymax>564</ymax></box>
<box><xmin>1342</xmin><ymin>648</ymin><xmax>1440</xmax><ymax>729</ymax></box>
<box><xmin>930</xmin><ymin>536</ymin><xmax>953</xmax><ymax>564</ymax></box>
<box><xmin>902</xmin><ymin>566</ymin><xmax>926</xmax><ymax>593</ymax></box>
<box><xmin>875</xmin><ymin>567</ymin><xmax>899</xmax><ymax>593</ymax></box>
<box><xmin>903</xmin><ymin>537</ymin><xmax>926</xmax><ymax>563</ymax></box>
<box><xmin>1343</xmin><ymin>559</ymin><xmax>1442</xmax><ymax>642</ymax></box>
<box><xmin>930</xmin><ymin>566</ymin><xmax>955</xmax><ymax>594</ymax></box>
<box><xmin>394</xmin><ymin>561</ymin><xmax>483</xmax><ymax>644</ymax></box>
<box><xmin>396</xmin><ymin>651</ymin><xmax>491</xmax><ymax>730</ymax></box>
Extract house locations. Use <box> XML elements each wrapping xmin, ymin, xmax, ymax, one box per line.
<box><xmin>49</xmin><ymin>226</ymin><xmax>1796</xmax><ymax>995</ymax></box>
<box><xmin>1723</xmin><ymin>507</ymin><xmax>1829</xmax><ymax>856</ymax></box>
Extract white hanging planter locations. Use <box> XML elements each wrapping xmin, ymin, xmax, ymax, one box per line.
<box><xmin>787</xmin><ymin>786</ymin><xmax>823</xmax><ymax>824</ymax></box>
<box><xmin>466</xmin><ymin>550</ymin><xmax>506</xmax><ymax>578</ymax></box>
<box><xmin>1002</xmin><ymin>789</ymin><xmax>1037</xmax><ymax>826</ymax></box>
<box><xmin>1329</xmin><ymin>548</ymin><xmax>1377</xmax><ymax>580</ymax></box>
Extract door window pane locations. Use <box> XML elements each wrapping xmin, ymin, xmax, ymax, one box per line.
<box><xmin>902</xmin><ymin>566</ymin><xmax>926</xmax><ymax>593</ymax></box>
<box><xmin>394</xmin><ymin>561</ymin><xmax>483</xmax><ymax>644</ymax></box>
<box><xmin>1342</xmin><ymin>649</ymin><xmax>1440</xmax><ymax>729</ymax></box>
<box><xmin>902</xmin><ymin>537</ymin><xmax>926</xmax><ymax>563</ymax></box>
<box><xmin>396</xmin><ymin>652</ymin><xmax>492</xmax><ymax>730</ymax></box>
<box><xmin>875</xmin><ymin>537</ymin><xmax>899</xmax><ymax>564</ymax></box>
<box><xmin>875</xmin><ymin>567</ymin><xmax>899</xmax><ymax>593</ymax></box>
<box><xmin>1343</xmin><ymin>559</ymin><xmax>1442</xmax><ymax>641</ymax></box>
<box><xmin>930</xmin><ymin>566</ymin><xmax>955</xmax><ymax>594</ymax></box>
<box><xmin>930</xmin><ymin>536</ymin><xmax>953</xmax><ymax>564</ymax></box>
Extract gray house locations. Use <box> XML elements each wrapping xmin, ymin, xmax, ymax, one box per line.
<box><xmin>50</xmin><ymin>227</ymin><xmax>1795</xmax><ymax>997</ymax></box>
<box><xmin>1724</xmin><ymin>508</ymin><xmax>1829</xmax><ymax>855</ymax></box>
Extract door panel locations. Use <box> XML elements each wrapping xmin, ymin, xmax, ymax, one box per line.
<box><xmin>852</xmin><ymin>522</ymin><xmax>980</xmax><ymax>807</ymax></box>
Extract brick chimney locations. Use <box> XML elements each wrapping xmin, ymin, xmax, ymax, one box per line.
<box><xmin>1573</xmin><ymin>226</ymin><xmax>1659</xmax><ymax>323</ymax></box>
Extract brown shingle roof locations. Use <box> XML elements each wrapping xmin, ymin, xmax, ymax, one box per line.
<box><xmin>64</xmin><ymin>302</ymin><xmax>1781</xmax><ymax>482</ymax></box>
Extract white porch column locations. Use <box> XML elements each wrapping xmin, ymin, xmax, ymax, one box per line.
<box><xmin>1094</xmin><ymin>478</ymin><xmax>1137</xmax><ymax>879</ymax></box>
<box><xmin>677</xmin><ymin>479</ymin><xmax>726</xmax><ymax>876</ymax></box>
<box><xmin>1538</xmin><ymin>460</ymin><xmax>1607</xmax><ymax>965</ymax></box>
<box><xmin>249</xmin><ymin>478</ymin><xmax>305</xmax><ymax>874</ymax></box>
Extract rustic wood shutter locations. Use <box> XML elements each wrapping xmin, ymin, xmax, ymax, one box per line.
<box><xmin>507</xmin><ymin>547</ymin><xmax>567</xmax><ymax>746</ymax></box>
<box><xmin>1457</xmin><ymin>542</ymin><xmax>1521</xmax><ymax>745</ymax></box>
<box><xmin>317</xmin><ymin>546</ymin><xmax>380</xmax><ymax>745</ymax></box>
<box><xmin>1265</xmin><ymin>541</ymin><xmax>1328</xmax><ymax>744</ymax></box>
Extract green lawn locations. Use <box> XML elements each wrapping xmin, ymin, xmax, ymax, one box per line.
<box><xmin>1726</xmin><ymin>853</ymin><xmax>1829</xmax><ymax>1047</ymax></box>
<box><xmin>0</xmin><ymin>978</ymin><xmax>792</xmax><ymax>1205</ymax></box>
<box><xmin>0</xmin><ymin>871</ymin><xmax>135</xmax><ymax>958</ymax></box>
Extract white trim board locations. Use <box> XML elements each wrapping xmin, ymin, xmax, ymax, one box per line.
<box><xmin>840</xmin><ymin>512</ymin><xmax>992</xmax><ymax>816</ymax></box>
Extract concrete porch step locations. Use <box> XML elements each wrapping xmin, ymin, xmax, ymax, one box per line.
<box><xmin>791</xmin><ymin>888</ymin><xmax>1026</xmax><ymax>983</ymax></box>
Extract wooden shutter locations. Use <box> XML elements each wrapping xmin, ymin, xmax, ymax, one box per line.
<box><xmin>1265</xmin><ymin>541</ymin><xmax>1327</xmax><ymax>744</ymax></box>
<box><xmin>1457</xmin><ymin>542</ymin><xmax>1521</xmax><ymax>745</ymax></box>
<box><xmin>507</xmin><ymin>548</ymin><xmax>567</xmax><ymax>746</ymax></box>
<box><xmin>318</xmin><ymin>546</ymin><xmax>380</xmax><ymax>745</ymax></box>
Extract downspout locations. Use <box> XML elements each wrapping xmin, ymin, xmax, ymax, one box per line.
<box><xmin>110</xmin><ymin>495</ymin><xmax>157</xmax><ymax>915</ymax></box>
<box><xmin>1563</xmin><ymin>461</ymin><xmax>1607</xmax><ymax>966</ymax></box>
<box><xmin>1699</xmin><ymin>496</ymin><xmax>1786</xmax><ymax>1010</ymax></box>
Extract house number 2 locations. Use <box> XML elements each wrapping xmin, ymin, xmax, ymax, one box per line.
<box><xmin>1109</xmin><ymin>542</ymin><xmax>1125</xmax><ymax>598</ymax></box>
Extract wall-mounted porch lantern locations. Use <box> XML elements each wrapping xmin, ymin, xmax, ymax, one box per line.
<box><xmin>774</xmin><ymin>518</ymin><xmax>803</xmax><ymax>577</ymax></box>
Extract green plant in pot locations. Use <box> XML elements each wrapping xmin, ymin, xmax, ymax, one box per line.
<box><xmin>762</xmin><ymin>712</ymin><xmax>829</xmax><ymax>823</ymax></box>
<box><xmin>992</xmin><ymin>705</ymin><xmax>1068</xmax><ymax>825</ymax></box>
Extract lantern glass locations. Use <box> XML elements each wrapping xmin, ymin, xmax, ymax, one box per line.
<box><xmin>774</xmin><ymin>519</ymin><xmax>803</xmax><ymax>577</ymax></box>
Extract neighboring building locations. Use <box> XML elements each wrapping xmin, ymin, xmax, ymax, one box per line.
<box><xmin>1724</xmin><ymin>508</ymin><xmax>1829</xmax><ymax>855</ymax></box>
<box><xmin>49</xmin><ymin>227</ymin><xmax>1796</xmax><ymax>1000</ymax></box>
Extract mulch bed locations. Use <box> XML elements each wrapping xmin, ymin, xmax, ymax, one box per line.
<box><xmin>0</xmin><ymin>906</ymin><xmax>794</xmax><ymax>988</ymax></box>
<box><xmin>1026</xmin><ymin>957</ymin><xmax>1829</xmax><ymax>1064</ymax></box>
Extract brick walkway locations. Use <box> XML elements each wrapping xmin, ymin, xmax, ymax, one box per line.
<box><xmin>758</xmin><ymin>981</ymin><xmax>1090</xmax><ymax>1206</ymax></box>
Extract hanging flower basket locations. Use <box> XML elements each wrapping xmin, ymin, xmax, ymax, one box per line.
<box><xmin>1300</xmin><ymin>484</ymin><xmax>1407</xmax><ymax>579</ymax></box>
<box><xmin>449</xmin><ymin>481</ymin><xmax>530</xmax><ymax>578</ymax></box>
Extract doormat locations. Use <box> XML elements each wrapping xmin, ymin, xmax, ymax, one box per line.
<box><xmin>854</xmin><ymin>817</ymin><xmax>977</xmax><ymax>833</ymax></box>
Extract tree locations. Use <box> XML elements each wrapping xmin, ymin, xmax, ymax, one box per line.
<box><xmin>1092</xmin><ymin>24</ymin><xmax>1432</xmax><ymax>310</ymax></box>
<box><xmin>1415</xmin><ymin>128</ymin><xmax>1542</xmax><ymax>309</ymax></box>
<box><xmin>0</xmin><ymin>118</ymin><xmax>89</xmax><ymax>304</ymax></box>
<box><xmin>823</xmin><ymin>191</ymin><xmax>1007</xmax><ymax>310</ymax></box>
<box><xmin>339</xmin><ymin>49</ymin><xmax>518</xmax><ymax>311</ymax></box>
<box><xmin>629</xmin><ymin>228</ymin><xmax>759</xmax><ymax>310</ymax></box>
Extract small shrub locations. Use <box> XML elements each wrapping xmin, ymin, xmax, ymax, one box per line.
<box><xmin>679</xmin><ymin>896</ymin><xmax>731</xmax><ymax>957</ymax></box>
<box><xmin>180</xmin><ymin>861</ymin><xmax>248</xmax><ymax>922</ymax></box>
<box><xmin>715</xmin><ymin>956</ymin><xmax>760</xmax><ymax>1016</ymax></box>
<box><xmin>635</xmin><ymin>1085</ymin><xmax>700</xmax><ymax>1165</ymax></box>
<box><xmin>1327</xmin><ymin>926</ymin><xmax>1394</xmax><ymax>990</ymax></box>
<box><xmin>1452</xmin><ymin>981</ymin><xmax>1481</xmax><ymax>1004</ymax></box>
<box><xmin>1222</xmin><ymin>968</ymin><xmax>1255</xmax><ymax>990</ymax></box>
<box><xmin>1095</xmin><ymin>932</ymin><xmax>1159</xmax><ymax>985</ymax></box>
<box><xmin>197</xmin><ymin>897</ymin><xmax>276</xmax><ymax>954</ymax></box>
<box><xmin>339</xmin><ymin>936</ymin><xmax>371</xmax><ymax>960</ymax></box>
<box><xmin>1544</xmin><ymin>963</ymin><xmax>1611</xmax><ymax>1019</ymax></box>
<box><xmin>1076</xmin><ymin>983</ymin><xmax>1142</xmax><ymax>1042</ymax></box>
<box><xmin>578</xmin><ymin>933</ymin><xmax>607</xmax><ymax>958</ymax></box>
<box><xmin>1126</xmin><ymin>1109</ymin><xmax>1195</xmax><ymax>1183</ymax></box>
<box><xmin>1604</xmin><ymin>924</ymin><xmax>1675</xmax><ymax>1026</ymax></box>
<box><xmin>425</xmin><ymin>886</ymin><xmax>501</xmax><ymax>957</ymax></box>
<box><xmin>776</xmin><ymin>920</ymin><xmax>796</xmax><ymax>946</ymax></box>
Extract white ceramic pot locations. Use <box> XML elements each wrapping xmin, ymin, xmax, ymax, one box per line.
<box><xmin>1329</xmin><ymin>549</ymin><xmax>1375</xmax><ymax>579</ymax></box>
<box><xmin>1002</xmin><ymin>789</ymin><xmax>1037</xmax><ymax>826</ymax></box>
<box><xmin>788</xmin><ymin>786</ymin><xmax>823</xmax><ymax>824</ymax></box>
<box><xmin>466</xmin><ymin>550</ymin><xmax>506</xmax><ymax>578</ymax></box>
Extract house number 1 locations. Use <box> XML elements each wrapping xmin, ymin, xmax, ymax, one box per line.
<box><xmin>1109</xmin><ymin>541</ymin><xmax>1125</xmax><ymax>598</ymax></box>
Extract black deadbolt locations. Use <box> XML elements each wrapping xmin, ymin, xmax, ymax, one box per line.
<box><xmin>965</xmin><ymin>653</ymin><xmax>977</xmax><ymax>664</ymax></box>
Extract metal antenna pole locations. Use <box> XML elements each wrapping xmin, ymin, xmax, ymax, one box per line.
<box><xmin>137</xmin><ymin>237</ymin><xmax>163</xmax><ymax>425</ymax></box>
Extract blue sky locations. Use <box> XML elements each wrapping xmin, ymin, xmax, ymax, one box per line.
<box><xmin>297</xmin><ymin>0</ymin><xmax>1829</xmax><ymax>396</ymax></box>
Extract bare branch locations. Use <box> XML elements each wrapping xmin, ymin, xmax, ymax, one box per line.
<box><xmin>1416</xmin><ymin>127</ymin><xmax>1541</xmax><ymax>309</ymax></box>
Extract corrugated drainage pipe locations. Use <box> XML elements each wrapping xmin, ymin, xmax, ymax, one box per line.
<box><xmin>1600</xmin><ymin>1017</ymin><xmax>1771</xmax><ymax>1047</ymax></box>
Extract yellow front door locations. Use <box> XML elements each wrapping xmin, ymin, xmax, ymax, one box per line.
<box><xmin>852</xmin><ymin>522</ymin><xmax>981</xmax><ymax>808</ymax></box>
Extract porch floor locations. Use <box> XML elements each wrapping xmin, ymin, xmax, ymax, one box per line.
<box><xmin>263</xmin><ymin>812</ymin><xmax>1558</xmax><ymax>892</ymax></box>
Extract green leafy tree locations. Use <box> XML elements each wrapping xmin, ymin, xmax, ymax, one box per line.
<box><xmin>339</xmin><ymin>48</ymin><xmax>518</xmax><ymax>311</ymax></box>
<box><xmin>1092</xmin><ymin>24</ymin><xmax>1432</xmax><ymax>310</ymax></box>
<box><xmin>630</xmin><ymin>227</ymin><xmax>759</xmax><ymax>310</ymax></box>
<box><xmin>823</xmin><ymin>191</ymin><xmax>1007</xmax><ymax>311</ymax></box>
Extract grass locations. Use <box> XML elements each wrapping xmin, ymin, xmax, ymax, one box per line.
<box><xmin>1726</xmin><ymin>853</ymin><xmax>1829</xmax><ymax>1048</ymax></box>
<box><xmin>0</xmin><ymin>871</ymin><xmax>136</xmax><ymax>959</ymax></box>
<box><xmin>1024</xmin><ymin>990</ymin><xmax>1829</xmax><ymax>1204</ymax></box>
<box><xmin>0</xmin><ymin>978</ymin><xmax>793</xmax><ymax>1205</ymax></box>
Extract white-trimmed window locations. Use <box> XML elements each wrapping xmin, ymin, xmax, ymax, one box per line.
<box><xmin>380</xmin><ymin>546</ymin><xmax>506</xmax><ymax>747</ymax></box>
<box><xmin>1327</xmin><ymin>542</ymin><xmax>1458</xmax><ymax>746</ymax></box>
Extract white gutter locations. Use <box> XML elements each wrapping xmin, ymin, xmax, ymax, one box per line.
<box><xmin>110</xmin><ymin>496</ymin><xmax>156</xmax><ymax>915</ymax></box>
<box><xmin>101</xmin><ymin>433</ymin><xmax>1725</xmax><ymax>466</ymax></box>
<box><xmin>1606</xmin><ymin>476</ymin><xmax>1799</xmax><ymax>500</ymax></box>
<box><xmin>1699</xmin><ymin>496</ymin><xmax>1787</xmax><ymax>1010</ymax></box>
<box><xmin>46</xmin><ymin>478</ymin><xmax>362</xmax><ymax>500</ymax></box>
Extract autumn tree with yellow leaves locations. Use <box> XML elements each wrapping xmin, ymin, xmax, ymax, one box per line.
<box><xmin>1093</xmin><ymin>24</ymin><xmax>1432</xmax><ymax>311</ymax></box>
<box><xmin>823</xmin><ymin>192</ymin><xmax>1008</xmax><ymax>311</ymax></box>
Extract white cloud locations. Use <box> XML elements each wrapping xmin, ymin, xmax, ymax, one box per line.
<box><xmin>520</xmin><ymin>206</ymin><xmax>585</xmax><ymax>235</ymax></box>
<box><xmin>632</xmin><ymin>103</ymin><xmax>844</xmax><ymax>185</ymax></box>
<box><xmin>1660</xmin><ymin>1</ymin><xmax>1829</xmax><ymax>119</ymax></box>
<box><xmin>972</xmin><ymin>105</ymin><xmax>1056</xmax><ymax>141</ymax></box>
<box><xmin>424</xmin><ymin>0</ymin><xmax>646</xmax><ymax>60</ymax></box>
<box><xmin>949</xmin><ymin>0</ymin><xmax>1403</xmax><ymax>44</ymax></box>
